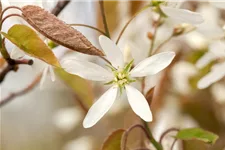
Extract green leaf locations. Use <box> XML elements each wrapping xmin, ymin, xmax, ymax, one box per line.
<box><xmin>1</xmin><ymin>24</ymin><xmax>60</xmax><ymax>67</ymax></box>
<box><xmin>55</xmin><ymin>68</ymin><xmax>94</xmax><ymax>110</ymax></box>
<box><xmin>175</xmin><ymin>128</ymin><xmax>219</xmax><ymax>144</ymax></box>
<box><xmin>102</xmin><ymin>129</ymin><xmax>125</xmax><ymax>150</ymax></box>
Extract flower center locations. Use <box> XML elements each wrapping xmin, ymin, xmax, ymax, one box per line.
<box><xmin>114</xmin><ymin>71</ymin><xmax>130</xmax><ymax>87</ymax></box>
<box><xmin>151</xmin><ymin>0</ymin><xmax>165</xmax><ymax>7</ymax></box>
<box><xmin>105</xmin><ymin>60</ymin><xmax>135</xmax><ymax>91</ymax></box>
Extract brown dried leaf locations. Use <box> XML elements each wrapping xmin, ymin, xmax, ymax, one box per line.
<box><xmin>22</xmin><ymin>5</ymin><xmax>104</xmax><ymax>56</ymax></box>
<box><xmin>130</xmin><ymin>1</ymin><xmax>144</xmax><ymax>16</ymax></box>
<box><xmin>145</xmin><ymin>87</ymin><xmax>155</xmax><ymax>105</ymax></box>
<box><xmin>102</xmin><ymin>129</ymin><xmax>125</xmax><ymax>150</ymax></box>
<box><xmin>0</xmin><ymin>57</ymin><xmax>6</xmax><ymax>68</ymax></box>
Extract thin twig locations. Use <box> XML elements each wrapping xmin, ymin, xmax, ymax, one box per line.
<box><xmin>116</xmin><ymin>4</ymin><xmax>151</xmax><ymax>44</ymax></box>
<box><xmin>70</xmin><ymin>24</ymin><xmax>106</xmax><ymax>35</ymax></box>
<box><xmin>0</xmin><ymin>0</ymin><xmax>2</xmax><ymax>13</ymax></box>
<box><xmin>159</xmin><ymin>128</ymin><xmax>180</xmax><ymax>144</ymax></box>
<box><xmin>148</xmin><ymin>15</ymin><xmax>162</xmax><ymax>56</ymax></box>
<box><xmin>170</xmin><ymin>139</ymin><xmax>178</xmax><ymax>150</ymax></box>
<box><xmin>121</xmin><ymin>124</ymin><xmax>151</xmax><ymax>150</ymax></box>
<box><xmin>99</xmin><ymin>0</ymin><xmax>110</xmax><ymax>38</ymax></box>
<box><xmin>0</xmin><ymin>6</ymin><xmax>22</xmax><ymax>20</ymax></box>
<box><xmin>0</xmin><ymin>65</ymin><xmax>16</xmax><ymax>82</ymax></box>
<box><xmin>0</xmin><ymin>14</ymin><xmax>24</xmax><ymax>30</ymax></box>
<box><xmin>0</xmin><ymin>0</ymin><xmax>69</xmax><ymax>107</ymax></box>
<box><xmin>51</xmin><ymin>0</ymin><xmax>70</xmax><ymax>16</ymax></box>
<box><xmin>152</xmin><ymin>27</ymin><xmax>196</xmax><ymax>54</ymax></box>
<box><xmin>0</xmin><ymin>74</ymin><xmax>42</xmax><ymax>107</ymax></box>
<box><xmin>153</xmin><ymin>35</ymin><xmax>173</xmax><ymax>54</ymax></box>
<box><xmin>0</xmin><ymin>38</ymin><xmax>33</xmax><ymax>83</ymax></box>
<box><xmin>143</xmin><ymin>121</ymin><xmax>163</xmax><ymax>150</ymax></box>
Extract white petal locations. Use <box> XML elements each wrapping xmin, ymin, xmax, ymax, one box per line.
<box><xmin>198</xmin><ymin>62</ymin><xmax>225</xmax><ymax>89</ymax></box>
<box><xmin>130</xmin><ymin>52</ymin><xmax>175</xmax><ymax>77</ymax></box>
<box><xmin>125</xmin><ymin>85</ymin><xmax>152</xmax><ymax>122</ymax></box>
<box><xmin>61</xmin><ymin>59</ymin><xmax>113</xmax><ymax>81</ymax></box>
<box><xmin>10</xmin><ymin>47</ymin><xmax>26</xmax><ymax>59</ymax></box>
<box><xmin>161</xmin><ymin>6</ymin><xmax>204</xmax><ymax>25</ymax></box>
<box><xmin>49</xmin><ymin>66</ymin><xmax>56</xmax><ymax>82</ymax></box>
<box><xmin>40</xmin><ymin>66</ymin><xmax>49</xmax><ymax>90</ymax></box>
<box><xmin>209</xmin><ymin>41</ymin><xmax>225</xmax><ymax>57</ymax></box>
<box><xmin>196</xmin><ymin>52</ymin><xmax>216</xmax><ymax>68</ymax></box>
<box><xmin>166</xmin><ymin>0</ymin><xmax>183</xmax><ymax>8</ymax></box>
<box><xmin>1</xmin><ymin>0</ymin><xmax>10</xmax><ymax>8</ymax></box>
<box><xmin>209</xmin><ymin>1</ymin><xmax>225</xmax><ymax>9</ymax></box>
<box><xmin>99</xmin><ymin>35</ymin><xmax>124</xmax><ymax>68</ymax></box>
<box><xmin>83</xmin><ymin>86</ymin><xmax>118</xmax><ymax>128</ymax></box>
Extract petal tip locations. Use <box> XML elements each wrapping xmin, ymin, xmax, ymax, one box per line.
<box><xmin>82</xmin><ymin>120</ymin><xmax>93</xmax><ymax>129</ymax></box>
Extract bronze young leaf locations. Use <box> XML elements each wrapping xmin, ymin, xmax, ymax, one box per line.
<box><xmin>22</xmin><ymin>5</ymin><xmax>104</xmax><ymax>56</ymax></box>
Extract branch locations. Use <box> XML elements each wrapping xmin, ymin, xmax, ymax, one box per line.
<box><xmin>170</xmin><ymin>139</ymin><xmax>178</xmax><ymax>150</ymax></box>
<box><xmin>51</xmin><ymin>0</ymin><xmax>70</xmax><ymax>16</ymax></box>
<box><xmin>0</xmin><ymin>64</ymin><xmax>16</xmax><ymax>82</ymax></box>
<box><xmin>143</xmin><ymin>121</ymin><xmax>163</xmax><ymax>150</ymax></box>
<box><xmin>0</xmin><ymin>39</ymin><xmax>33</xmax><ymax>83</ymax></box>
<box><xmin>116</xmin><ymin>4</ymin><xmax>151</xmax><ymax>44</ymax></box>
<box><xmin>148</xmin><ymin>15</ymin><xmax>162</xmax><ymax>56</ymax></box>
<box><xmin>0</xmin><ymin>0</ymin><xmax>70</xmax><ymax>107</ymax></box>
<box><xmin>159</xmin><ymin>128</ymin><xmax>180</xmax><ymax>144</ymax></box>
<box><xmin>121</xmin><ymin>124</ymin><xmax>151</xmax><ymax>150</ymax></box>
<box><xmin>99</xmin><ymin>0</ymin><xmax>110</xmax><ymax>38</ymax></box>
<box><xmin>70</xmin><ymin>24</ymin><xmax>106</xmax><ymax>35</ymax></box>
<box><xmin>0</xmin><ymin>74</ymin><xmax>42</xmax><ymax>107</ymax></box>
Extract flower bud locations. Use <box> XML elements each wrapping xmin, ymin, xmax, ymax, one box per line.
<box><xmin>173</xmin><ymin>23</ymin><xmax>195</xmax><ymax>36</ymax></box>
<box><xmin>147</xmin><ymin>32</ymin><xmax>154</xmax><ymax>40</ymax></box>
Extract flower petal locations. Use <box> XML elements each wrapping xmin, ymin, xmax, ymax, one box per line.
<box><xmin>196</xmin><ymin>52</ymin><xmax>217</xmax><ymax>68</ymax></box>
<box><xmin>161</xmin><ymin>6</ymin><xmax>204</xmax><ymax>25</ymax></box>
<box><xmin>49</xmin><ymin>66</ymin><xmax>56</xmax><ymax>82</ymax></box>
<box><xmin>61</xmin><ymin>59</ymin><xmax>113</xmax><ymax>81</ymax></box>
<box><xmin>209</xmin><ymin>41</ymin><xmax>225</xmax><ymax>57</ymax></box>
<box><xmin>125</xmin><ymin>85</ymin><xmax>152</xmax><ymax>122</ymax></box>
<box><xmin>209</xmin><ymin>1</ymin><xmax>225</xmax><ymax>9</ymax></box>
<box><xmin>99</xmin><ymin>35</ymin><xmax>124</xmax><ymax>68</ymax></box>
<box><xmin>198</xmin><ymin>62</ymin><xmax>225</xmax><ymax>89</ymax></box>
<box><xmin>130</xmin><ymin>52</ymin><xmax>175</xmax><ymax>77</ymax></box>
<box><xmin>40</xmin><ymin>66</ymin><xmax>49</xmax><ymax>90</ymax></box>
<box><xmin>83</xmin><ymin>86</ymin><xmax>118</xmax><ymax>128</ymax></box>
<box><xmin>10</xmin><ymin>47</ymin><xmax>26</xmax><ymax>59</ymax></box>
<box><xmin>166</xmin><ymin>0</ymin><xmax>183</xmax><ymax>8</ymax></box>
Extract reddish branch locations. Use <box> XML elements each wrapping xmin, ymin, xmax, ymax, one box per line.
<box><xmin>51</xmin><ymin>0</ymin><xmax>70</xmax><ymax>16</ymax></box>
<box><xmin>159</xmin><ymin>128</ymin><xmax>180</xmax><ymax>144</ymax></box>
<box><xmin>0</xmin><ymin>74</ymin><xmax>42</xmax><ymax>107</ymax></box>
<box><xmin>0</xmin><ymin>1</ymin><xmax>70</xmax><ymax>106</ymax></box>
<box><xmin>0</xmin><ymin>59</ymin><xmax>33</xmax><ymax>83</ymax></box>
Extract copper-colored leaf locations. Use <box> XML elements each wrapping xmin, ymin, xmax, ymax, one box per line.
<box><xmin>22</xmin><ymin>5</ymin><xmax>104</xmax><ymax>56</ymax></box>
<box><xmin>102</xmin><ymin>129</ymin><xmax>125</xmax><ymax>150</ymax></box>
<box><xmin>130</xmin><ymin>1</ymin><xmax>144</xmax><ymax>16</ymax></box>
<box><xmin>0</xmin><ymin>57</ymin><xmax>6</xmax><ymax>68</ymax></box>
<box><xmin>145</xmin><ymin>87</ymin><xmax>155</xmax><ymax>105</ymax></box>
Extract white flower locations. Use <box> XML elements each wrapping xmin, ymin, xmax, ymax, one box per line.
<box><xmin>39</xmin><ymin>64</ymin><xmax>55</xmax><ymax>89</ymax></box>
<box><xmin>62</xmin><ymin>35</ymin><xmax>175</xmax><ymax>128</ymax></box>
<box><xmin>209</xmin><ymin>0</ymin><xmax>225</xmax><ymax>10</ymax></box>
<box><xmin>157</xmin><ymin>0</ymin><xmax>204</xmax><ymax>25</ymax></box>
<box><xmin>198</xmin><ymin>62</ymin><xmax>225</xmax><ymax>89</ymax></box>
<box><xmin>197</xmin><ymin>41</ymin><xmax>225</xmax><ymax>89</ymax></box>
